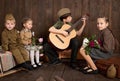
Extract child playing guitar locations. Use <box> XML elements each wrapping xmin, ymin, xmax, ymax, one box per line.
<box><xmin>44</xmin><ymin>8</ymin><xmax>87</xmax><ymax>69</ymax></box>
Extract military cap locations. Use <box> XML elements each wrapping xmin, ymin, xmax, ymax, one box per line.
<box><xmin>57</xmin><ymin>8</ymin><xmax>71</xmax><ymax>17</ymax></box>
<box><xmin>5</xmin><ymin>13</ymin><xmax>15</xmax><ymax>22</ymax></box>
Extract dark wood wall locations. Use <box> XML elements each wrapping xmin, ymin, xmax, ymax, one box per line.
<box><xmin>0</xmin><ymin>0</ymin><xmax>120</xmax><ymax>52</ymax></box>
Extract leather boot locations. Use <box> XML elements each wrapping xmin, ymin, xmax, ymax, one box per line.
<box><xmin>21</xmin><ymin>62</ymin><xmax>33</xmax><ymax>70</ymax></box>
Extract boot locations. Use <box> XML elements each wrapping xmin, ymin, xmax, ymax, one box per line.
<box><xmin>70</xmin><ymin>63</ymin><xmax>79</xmax><ymax>70</ymax></box>
<box><xmin>21</xmin><ymin>62</ymin><xmax>33</xmax><ymax>70</ymax></box>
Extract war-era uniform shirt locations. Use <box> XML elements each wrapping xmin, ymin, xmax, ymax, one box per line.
<box><xmin>20</xmin><ymin>29</ymin><xmax>32</xmax><ymax>45</ymax></box>
<box><xmin>1</xmin><ymin>28</ymin><xmax>29</xmax><ymax>64</ymax></box>
<box><xmin>53</xmin><ymin>19</ymin><xmax>72</xmax><ymax>29</ymax></box>
<box><xmin>20</xmin><ymin>29</ymin><xmax>41</xmax><ymax>52</ymax></box>
<box><xmin>2</xmin><ymin>28</ymin><xmax>22</xmax><ymax>51</ymax></box>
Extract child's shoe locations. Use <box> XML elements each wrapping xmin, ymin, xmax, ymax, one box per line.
<box><xmin>37</xmin><ymin>62</ymin><xmax>42</xmax><ymax>67</ymax></box>
<box><xmin>82</xmin><ymin>68</ymin><xmax>99</xmax><ymax>74</ymax></box>
<box><xmin>32</xmin><ymin>64</ymin><xmax>37</xmax><ymax>68</ymax></box>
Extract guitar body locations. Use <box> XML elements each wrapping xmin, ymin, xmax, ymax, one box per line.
<box><xmin>49</xmin><ymin>24</ymin><xmax>76</xmax><ymax>49</ymax></box>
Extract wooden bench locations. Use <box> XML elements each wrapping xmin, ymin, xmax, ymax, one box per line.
<box><xmin>58</xmin><ymin>49</ymin><xmax>84</xmax><ymax>59</ymax></box>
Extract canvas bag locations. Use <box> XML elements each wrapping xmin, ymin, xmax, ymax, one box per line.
<box><xmin>95</xmin><ymin>56</ymin><xmax>120</xmax><ymax>78</ymax></box>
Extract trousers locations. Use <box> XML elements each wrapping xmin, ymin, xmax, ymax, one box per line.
<box><xmin>43</xmin><ymin>37</ymin><xmax>80</xmax><ymax>63</ymax></box>
<box><xmin>11</xmin><ymin>46</ymin><xmax>29</xmax><ymax>64</ymax></box>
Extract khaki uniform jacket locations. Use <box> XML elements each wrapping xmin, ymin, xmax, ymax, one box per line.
<box><xmin>1</xmin><ymin>28</ymin><xmax>29</xmax><ymax>64</ymax></box>
<box><xmin>20</xmin><ymin>29</ymin><xmax>32</xmax><ymax>45</ymax></box>
<box><xmin>1</xmin><ymin>28</ymin><xmax>22</xmax><ymax>51</ymax></box>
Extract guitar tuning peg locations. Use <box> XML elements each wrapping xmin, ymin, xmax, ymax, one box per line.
<box><xmin>86</xmin><ymin>13</ymin><xmax>90</xmax><ymax>17</ymax></box>
<box><xmin>81</xmin><ymin>13</ymin><xmax>90</xmax><ymax>20</ymax></box>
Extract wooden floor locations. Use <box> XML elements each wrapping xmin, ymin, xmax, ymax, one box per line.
<box><xmin>0</xmin><ymin>59</ymin><xmax>120</xmax><ymax>81</ymax></box>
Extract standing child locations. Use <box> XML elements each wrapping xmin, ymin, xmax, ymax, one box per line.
<box><xmin>20</xmin><ymin>18</ymin><xmax>42</xmax><ymax>68</ymax></box>
<box><xmin>79</xmin><ymin>17</ymin><xmax>115</xmax><ymax>74</ymax></box>
<box><xmin>1</xmin><ymin>14</ymin><xmax>33</xmax><ymax>70</ymax></box>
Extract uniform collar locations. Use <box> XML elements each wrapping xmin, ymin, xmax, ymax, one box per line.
<box><xmin>5</xmin><ymin>28</ymin><xmax>15</xmax><ymax>32</ymax></box>
<box><xmin>24</xmin><ymin>28</ymin><xmax>31</xmax><ymax>32</ymax></box>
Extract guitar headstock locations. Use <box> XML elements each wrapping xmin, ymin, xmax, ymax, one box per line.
<box><xmin>81</xmin><ymin>13</ymin><xmax>90</xmax><ymax>20</ymax></box>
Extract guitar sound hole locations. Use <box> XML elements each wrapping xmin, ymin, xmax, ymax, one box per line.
<box><xmin>55</xmin><ymin>35</ymin><xmax>64</xmax><ymax>43</ymax></box>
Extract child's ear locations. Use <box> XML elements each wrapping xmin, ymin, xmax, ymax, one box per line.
<box><xmin>63</xmin><ymin>19</ymin><xmax>65</xmax><ymax>22</ymax></box>
<box><xmin>23</xmin><ymin>23</ymin><xmax>26</xmax><ymax>27</ymax></box>
<box><xmin>106</xmin><ymin>22</ymin><xmax>109</xmax><ymax>27</ymax></box>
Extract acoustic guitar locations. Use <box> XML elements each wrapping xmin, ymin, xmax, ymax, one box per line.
<box><xmin>49</xmin><ymin>14</ymin><xmax>89</xmax><ymax>49</ymax></box>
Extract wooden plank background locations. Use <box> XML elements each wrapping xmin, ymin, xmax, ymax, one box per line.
<box><xmin>0</xmin><ymin>0</ymin><xmax>120</xmax><ymax>52</ymax></box>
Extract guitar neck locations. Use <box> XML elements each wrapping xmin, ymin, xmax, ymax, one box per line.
<box><xmin>67</xmin><ymin>18</ymin><xmax>82</xmax><ymax>32</ymax></box>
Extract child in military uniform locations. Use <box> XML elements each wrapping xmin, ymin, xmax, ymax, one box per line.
<box><xmin>20</xmin><ymin>18</ymin><xmax>42</xmax><ymax>68</ymax></box>
<box><xmin>43</xmin><ymin>8</ymin><xmax>86</xmax><ymax>69</ymax></box>
<box><xmin>1</xmin><ymin>14</ymin><xmax>33</xmax><ymax>70</ymax></box>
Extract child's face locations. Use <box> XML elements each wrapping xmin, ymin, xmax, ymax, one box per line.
<box><xmin>5</xmin><ymin>20</ymin><xmax>15</xmax><ymax>30</ymax></box>
<box><xmin>23</xmin><ymin>20</ymin><xmax>33</xmax><ymax>30</ymax></box>
<box><xmin>97</xmin><ymin>18</ymin><xmax>108</xmax><ymax>30</ymax></box>
<box><xmin>64</xmin><ymin>16</ymin><xmax>72</xmax><ymax>23</ymax></box>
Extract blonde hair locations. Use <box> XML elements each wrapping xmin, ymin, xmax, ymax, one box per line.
<box><xmin>5</xmin><ymin>13</ymin><xmax>16</xmax><ymax>22</ymax></box>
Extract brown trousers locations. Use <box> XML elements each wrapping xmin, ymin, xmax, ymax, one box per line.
<box><xmin>11</xmin><ymin>46</ymin><xmax>29</xmax><ymax>64</ymax></box>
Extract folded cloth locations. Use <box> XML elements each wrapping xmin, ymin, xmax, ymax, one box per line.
<box><xmin>0</xmin><ymin>53</ymin><xmax>16</xmax><ymax>71</ymax></box>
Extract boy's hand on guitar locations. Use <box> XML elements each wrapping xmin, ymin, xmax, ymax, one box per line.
<box><xmin>81</xmin><ymin>18</ymin><xmax>86</xmax><ymax>25</ymax></box>
<box><xmin>81</xmin><ymin>14</ymin><xmax>89</xmax><ymax>26</ymax></box>
<box><xmin>81</xmin><ymin>15</ymin><xmax>87</xmax><ymax>21</ymax></box>
<box><xmin>81</xmin><ymin>18</ymin><xmax>86</xmax><ymax>21</ymax></box>
<box><xmin>81</xmin><ymin>13</ymin><xmax>89</xmax><ymax>22</ymax></box>
<box><xmin>62</xmin><ymin>30</ymin><xmax>69</xmax><ymax>37</ymax></box>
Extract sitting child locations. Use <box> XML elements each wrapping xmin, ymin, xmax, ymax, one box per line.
<box><xmin>20</xmin><ymin>17</ymin><xmax>42</xmax><ymax>68</ymax></box>
<box><xmin>1</xmin><ymin>14</ymin><xmax>33</xmax><ymax>70</ymax></box>
<box><xmin>79</xmin><ymin>17</ymin><xmax>115</xmax><ymax>74</ymax></box>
